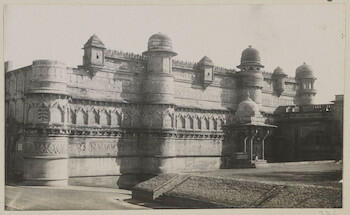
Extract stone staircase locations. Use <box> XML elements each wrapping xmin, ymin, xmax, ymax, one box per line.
<box><xmin>152</xmin><ymin>174</ymin><xmax>191</xmax><ymax>200</ymax></box>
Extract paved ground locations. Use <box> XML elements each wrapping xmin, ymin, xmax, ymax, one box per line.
<box><xmin>187</xmin><ymin>161</ymin><xmax>342</xmax><ymax>188</ymax></box>
<box><xmin>5</xmin><ymin>185</ymin><xmax>152</xmax><ymax>210</ymax></box>
<box><xmin>133</xmin><ymin>161</ymin><xmax>343</xmax><ymax>208</ymax></box>
<box><xmin>5</xmin><ymin>161</ymin><xmax>342</xmax><ymax>210</ymax></box>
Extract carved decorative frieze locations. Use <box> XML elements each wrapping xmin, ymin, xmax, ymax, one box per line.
<box><xmin>24</xmin><ymin>137</ymin><xmax>68</xmax><ymax>155</ymax></box>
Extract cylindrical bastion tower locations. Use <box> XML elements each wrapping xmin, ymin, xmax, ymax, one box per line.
<box><xmin>236</xmin><ymin>46</ymin><xmax>264</xmax><ymax>105</ymax></box>
<box><xmin>295</xmin><ymin>63</ymin><xmax>317</xmax><ymax>105</ymax></box>
<box><xmin>23</xmin><ymin>60</ymin><xmax>70</xmax><ymax>186</ymax></box>
<box><xmin>142</xmin><ymin>33</ymin><xmax>177</xmax><ymax>104</ymax></box>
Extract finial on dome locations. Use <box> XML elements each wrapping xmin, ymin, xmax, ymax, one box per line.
<box><xmin>248</xmin><ymin>45</ymin><xmax>252</xmax><ymax>48</ymax></box>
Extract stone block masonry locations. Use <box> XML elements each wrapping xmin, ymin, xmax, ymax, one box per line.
<box><xmin>5</xmin><ymin>32</ymin><xmax>342</xmax><ymax>188</ymax></box>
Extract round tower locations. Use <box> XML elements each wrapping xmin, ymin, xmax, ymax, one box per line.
<box><xmin>272</xmin><ymin>66</ymin><xmax>288</xmax><ymax>97</ymax></box>
<box><xmin>142</xmin><ymin>33</ymin><xmax>177</xmax><ymax>104</ymax></box>
<box><xmin>295</xmin><ymin>62</ymin><xmax>317</xmax><ymax>105</ymax></box>
<box><xmin>236</xmin><ymin>46</ymin><xmax>264</xmax><ymax>105</ymax></box>
<box><xmin>23</xmin><ymin>60</ymin><xmax>70</xmax><ymax>186</ymax></box>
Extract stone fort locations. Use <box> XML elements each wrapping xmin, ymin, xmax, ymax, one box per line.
<box><xmin>5</xmin><ymin>33</ymin><xmax>343</xmax><ymax>188</ymax></box>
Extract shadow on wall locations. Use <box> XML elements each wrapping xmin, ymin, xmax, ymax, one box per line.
<box><xmin>5</xmin><ymin>117</ymin><xmax>25</xmax><ymax>184</ymax></box>
<box><xmin>219</xmin><ymin>126</ymin><xmax>236</xmax><ymax>169</ymax></box>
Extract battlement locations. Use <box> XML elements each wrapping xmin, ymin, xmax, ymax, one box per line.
<box><xmin>172</xmin><ymin>59</ymin><xmax>197</xmax><ymax>69</ymax></box>
<box><xmin>262</xmin><ymin>71</ymin><xmax>296</xmax><ymax>83</ymax></box>
<box><xmin>105</xmin><ymin>49</ymin><xmax>147</xmax><ymax>61</ymax></box>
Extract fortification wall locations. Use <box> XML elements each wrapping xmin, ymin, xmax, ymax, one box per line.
<box><xmin>5</xmin><ymin>51</ymin><xmax>298</xmax><ymax>188</ymax></box>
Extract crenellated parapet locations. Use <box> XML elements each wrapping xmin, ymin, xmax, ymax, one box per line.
<box><xmin>172</xmin><ymin>59</ymin><xmax>197</xmax><ymax>69</ymax></box>
<box><xmin>105</xmin><ymin>49</ymin><xmax>147</xmax><ymax>62</ymax></box>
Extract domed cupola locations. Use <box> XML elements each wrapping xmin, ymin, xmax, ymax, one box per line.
<box><xmin>235</xmin><ymin>97</ymin><xmax>261</xmax><ymax>118</ymax></box>
<box><xmin>294</xmin><ymin>62</ymin><xmax>317</xmax><ymax>105</ymax></box>
<box><xmin>142</xmin><ymin>32</ymin><xmax>177</xmax><ymax>104</ymax></box>
<box><xmin>295</xmin><ymin>62</ymin><xmax>316</xmax><ymax>80</ymax></box>
<box><xmin>146</xmin><ymin>32</ymin><xmax>177</xmax><ymax>56</ymax></box>
<box><xmin>273</xmin><ymin>66</ymin><xmax>286</xmax><ymax>76</ymax></box>
<box><xmin>236</xmin><ymin>46</ymin><xmax>264</xmax><ymax>105</ymax></box>
<box><xmin>234</xmin><ymin>91</ymin><xmax>266</xmax><ymax>125</ymax></box>
<box><xmin>237</xmin><ymin>45</ymin><xmax>264</xmax><ymax>70</ymax></box>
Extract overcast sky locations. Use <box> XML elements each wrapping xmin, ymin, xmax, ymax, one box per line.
<box><xmin>4</xmin><ymin>4</ymin><xmax>345</xmax><ymax>104</ymax></box>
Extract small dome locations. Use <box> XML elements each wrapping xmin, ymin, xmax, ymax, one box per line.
<box><xmin>148</xmin><ymin>32</ymin><xmax>173</xmax><ymax>52</ymax></box>
<box><xmin>296</xmin><ymin>62</ymin><xmax>315</xmax><ymax>79</ymax></box>
<box><xmin>84</xmin><ymin>34</ymin><xmax>105</xmax><ymax>49</ymax></box>
<box><xmin>198</xmin><ymin>56</ymin><xmax>214</xmax><ymax>66</ymax></box>
<box><xmin>241</xmin><ymin>45</ymin><xmax>260</xmax><ymax>64</ymax></box>
<box><xmin>272</xmin><ymin>66</ymin><xmax>287</xmax><ymax>77</ymax></box>
<box><xmin>235</xmin><ymin>97</ymin><xmax>260</xmax><ymax>118</ymax></box>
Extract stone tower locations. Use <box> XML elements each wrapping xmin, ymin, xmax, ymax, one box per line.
<box><xmin>140</xmin><ymin>33</ymin><xmax>178</xmax><ymax>174</ymax></box>
<box><xmin>23</xmin><ymin>60</ymin><xmax>70</xmax><ymax>186</ymax></box>
<box><xmin>272</xmin><ymin>66</ymin><xmax>288</xmax><ymax>97</ymax></box>
<box><xmin>142</xmin><ymin>33</ymin><xmax>177</xmax><ymax>104</ymax></box>
<box><xmin>295</xmin><ymin>63</ymin><xmax>317</xmax><ymax>105</ymax></box>
<box><xmin>236</xmin><ymin>46</ymin><xmax>264</xmax><ymax>105</ymax></box>
<box><xmin>198</xmin><ymin>56</ymin><xmax>215</xmax><ymax>86</ymax></box>
<box><xmin>82</xmin><ymin>34</ymin><xmax>106</xmax><ymax>77</ymax></box>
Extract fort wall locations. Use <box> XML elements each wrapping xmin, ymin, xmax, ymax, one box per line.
<box><xmin>5</xmin><ymin>33</ymin><xmax>340</xmax><ymax>189</ymax></box>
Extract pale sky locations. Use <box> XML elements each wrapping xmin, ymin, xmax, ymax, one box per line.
<box><xmin>4</xmin><ymin>4</ymin><xmax>345</xmax><ymax>104</ymax></box>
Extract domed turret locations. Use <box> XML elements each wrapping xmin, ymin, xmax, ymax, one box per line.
<box><xmin>272</xmin><ymin>66</ymin><xmax>288</xmax><ymax>97</ymax></box>
<box><xmin>142</xmin><ymin>33</ymin><xmax>177</xmax><ymax>104</ymax></box>
<box><xmin>295</xmin><ymin>62</ymin><xmax>315</xmax><ymax>80</ymax></box>
<box><xmin>235</xmin><ymin>97</ymin><xmax>260</xmax><ymax>118</ymax></box>
<box><xmin>236</xmin><ymin>46</ymin><xmax>264</xmax><ymax>105</ymax></box>
<box><xmin>237</xmin><ymin>45</ymin><xmax>264</xmax><ymax>69</ymax></box>
<box><xmin>295</xmin><ymin>62</ymin><xmax>317</xmax><ymax>105</ymax></box>
<box><xmin>273</xmin><ymin>66</ymin><xmax>286</xmax><ymax>77</ymax></box>
<box><xmin>146</xmin><ymin>33</ymin><xmax>177</xmax><ymax>55</ymax></box>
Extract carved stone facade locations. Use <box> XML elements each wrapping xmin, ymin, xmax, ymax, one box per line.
<box><xmin>5</xmin><ymin>33</ymin><xmax>343</xmax><ymax>188</ymax></box>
